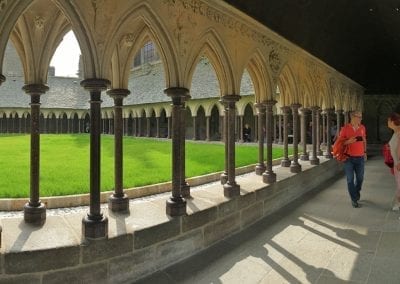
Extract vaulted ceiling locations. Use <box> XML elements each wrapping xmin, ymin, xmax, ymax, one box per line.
<box><xmin>224</xmin><ymin>0</ymin><xmax>400</xmax><ymax>94</ymax></box>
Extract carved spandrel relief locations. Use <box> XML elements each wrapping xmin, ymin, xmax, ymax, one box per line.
<box><xmin>34</xmin><ymin>16</ymin><xmax>45</xmax><ymax>30</ymax></box>
<box><xmin>163</xmin><ymin>0</ymin><xmax>290</xmax><ymax>53</ymax></box>
<box><xmin>269</xmin><ymin>49</ymin><xmax>282</xmax><ymax>75</ymax></box>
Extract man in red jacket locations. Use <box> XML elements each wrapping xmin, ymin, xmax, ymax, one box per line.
<box><xmin>340</xmin><ymin>110</ymin><xmax>367</xmax><ymax>208</ymax></box>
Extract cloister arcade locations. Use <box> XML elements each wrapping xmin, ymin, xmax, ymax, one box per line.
<box><xmin>0</xmin><ymin>0</ymin><xmax>363</xmax><ymax>243</ymax></box>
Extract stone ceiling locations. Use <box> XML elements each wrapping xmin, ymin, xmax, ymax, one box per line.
<box><xmin>224</xmin><ymin>0</ymin><xmax>400</xmax><ymax>94</ymax></box>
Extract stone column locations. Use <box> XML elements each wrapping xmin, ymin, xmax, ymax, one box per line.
<box><xmin>280</xmin><ymin>106</ymin><xmax>291</xmax><ymax>167</ymax></box>
<box><xmin>321</xmin><ymin>110</ymin><xmax>327</xmax><ymax>146</ymax></box>
<box><xmin>278</xmin><ymin>114</ymin><xmax>283</xmax><ymax>144</ymax></box>
<box><xmin>0</xmin><ymin>71</ymin><xmax>2</xmax><ymax>243</ymax></box>
<box><xmin>206</xmin><ymin>116</ymin><xmax>210</xmax><ymax>141</ymax></box>
<box><xmin>300</xmin><ymin>108</ymin><xmax>309</xmax><ymax>161</ymax></box>
<box><xmin>167</xmin><ymin>116</ymin><xmax>171</xmax><ymax>139</ymax></box>
<box><xmin>263</xmin><ymin>100</ymin><xmax>277</xmax><ymax>183</ymax></box>
<box><xmin>107</xmin><ymin>89</ymin><xmax>130</xmax><ymax>212</ymax></box>
<box><xmin>220</xmin><ymin>95</ymin><xmax>241</xmax><ymax>198</ymax></box>
<box><xmin>165</xmin><ymin>87</ymin><xmax>189</xmax><ymax>216</ymax></box>
<box><xmin>309</xmin><ymin>106</ymin><xmax>320</xmax><ymax>165</ymax></box>
<box><xmin>290</xmin><ymin>103</ymin><xmax>302</xmax><ymax>173</ymax></box>
<box><xmin>316</xmin><ymin>108</ymin><xmax>323</xmax><ymax>156</ymax></box>
<box><xmin>239</xmin><ymin>115</ymin><xmax>244</xmax><ymax>142</ymax></box>
<box><xmin>146</xmin><ymin>117</ymin><xmax>150</xmax><ymax>137</ymax></box>
<box><xmin>181</xmin><ymin>99</ymin><xmax>190</xmax><ymax>198</ymax></box>
<box><xmin>273</xmin><ymin>115</ymin><xmax>277</xmax><ymax>143</ymax></box>
<box><xmin>254</xmin><ymin>103</ymin><xmax>266</xmax><ymax>175</ymax></box>
<box><xmin>219</xmin><ymin>116</ymin><xmax>224</xmax><ymax>142</ymax></box>
<box><xmin>81</xmin><ymin>79</ymin><xmax>109</xmax><ymax>239</ymax></box>
<box><xmin>254</xmin><ymin>116</ymin><xmax>258</xmax><ymax>142</ymax></box>
<box><xmin>192</xmin><ymin>116</ymin><xmax>197</xmax><ymax>140</ymax></box>
<box><xmin>336</xmin><ymin>109</ymin><xmax>343</xmax><ymax>135</ymax></box>
<box><xmin>156</xmin><ymin>117</ymin><xmax>160</xmax><ymax>138</ymax></box>
<box><xmin>220</xmin><ymin>106</ymin><xmax>228</xmax><ymax>184</ymax></box>
<box><xmin>324</xmin><ymin>108</ymin><xmax>333</xmax><ymax>158</ymax></box>
<box><xmin>22</xmin><ymin>84</ymin><xmax>49</xmax><ymax>225</ymax></box>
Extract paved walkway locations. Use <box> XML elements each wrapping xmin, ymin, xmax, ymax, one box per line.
<box><xmin>136</xmin><ymin>154</ymin><xmax>400</xmax><ymax>283</ymax></box>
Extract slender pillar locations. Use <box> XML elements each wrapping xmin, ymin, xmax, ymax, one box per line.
<box><xmin>344</xmin><ymin>111</ymin><xmax>349</xmax><ymax>125</ymax></box>
<box><xmin>146</xmin><ymin>117</ymin><xmax>150</xmax><ymax>137</ymax></box>
<box><xmin>309</xmin><ymin>106</ymin><xmax>320</xmax><ymax>165</ymax></box>
<box><xmin>336</xmin><ymin>109</ymin><xmax>343</xmax><ymax>135</ymax></box>
<box><xmin>165</xmin><ymin>87</ymin><xmax>189</xmax><ymax>216</ymax></box>
<box><xmin>220</xmin><ymin>106</ymin><xmax>228</xmax><ymax>184</ymax></box>
<box><xmin>280</xmin><ymin>106</ymin><xmax>291</xmax><ymax>167</ymax></box>
<box><xmin>263</xmin><ymin>100</ymin><xmax>277</xmax><ymax>183</ymax></box>
<box><xmin>254</xmin><ymin>103</ymin><xmax>266</xmax><ymax>175</ymax></box>
<box><xmin>181</xmin><ymin>99</ymin><xmax>190</xmax><ymax>198</ymax></box>
<box><xmin>278</xmin><ymin>114</ymin><xmax>283</xmax><ymax>144</ymax></box>
<box><xmin>324</xmin><ymin>108</ymin><xmax>334</xmax><ymax>158</ymax></box>
<box><xmin>316</xmin><ymin>108</ymin><xmax>323</xmax><ymax>156</ymax></box>
<box><xmin>108</xmin><ymin>89</ymin><xmax>130</xmax><ymax>212</ymax></box>
<box><xmin>300</xmin><ymin>108</ymin><xmax>309</xmax><ymax>161</ymax></box>
<box><xmin>81</xmin><ymin>78</ymin><xmax>109</xmax><ymax>239</ymax></box>
<box><xmin>239</xmin><ymin>115</ymin><xmax>244</xmax><ymax>142</ymax></box>
<box><xmin>22</xmin><ymin>84</ymin><xmax>49</xmax><ymax>225</ymax></box>
<box><xmin>220</xmin><ymin>95</ymin><xmax>241</xmax><ymax>197</ymax></box>
<box><xmin>192</xmin><ymin>117</ymin><xmax>197</xmax><ymax>140</ymax></box>
<box><xmin>206</xmin><ymin>116</ymin><xmax>210</xmax><ymax>141</ymax></box>
<box><xmin>321</xmin><ymin>110</ymin><xmax>327</xmax><ymax>146</ymax></box>
<box><xmin>290</xmin><ymin>103</ymin><xmax>302</xmax><ymax>173</ymax></box>
<box><xmin>254</xmin><ymin>116</ymin><xmax>258</xmax><ymax>142</ymax></box>
<box><xmin>273</xmin><ymin>115</ymin><xmax>277</xmax><ymax>143</ymax></box>
<box><xmin>167</xmin><ymin>116</ymin><xmax>171</xmax><ymax>139</ymax></box>
<box><xmin>0</xmin><ymin>68</ymin><xmax>2</xmax><ymax>245</ymax></box>
<box><xmin>156</xmin><ymin>117</ymin><xmax>160</xmax><ymax>138</ymax></box>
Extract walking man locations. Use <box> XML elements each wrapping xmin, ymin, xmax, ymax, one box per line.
<box><xmin>340</xmin><ymin>110</ymin><xmax>367</xmax><ymax>208</ymax></box>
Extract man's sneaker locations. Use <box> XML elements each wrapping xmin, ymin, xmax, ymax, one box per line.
<box><xmin>352</xmin><ymin>201</ymin><xmax>359</xmax><ymax>208</ymax></box>
<box><xmin>392</xmin><ymin>204</ymin><xmax>400</xmax><ymax>211</ymax></box>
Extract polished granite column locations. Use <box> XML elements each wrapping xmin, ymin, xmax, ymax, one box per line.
<box><xmin>220</xmin><ymin>103</ymin><xmax>228</xmax><ymax>184</ymax></box>
<box><xmin>254</xmin><ymin>103</ymin><xmax>266</xmax><ymax>175</ymax></box>
<box><xmin>22</xmin><ymin>83</ymin><xmax>49</xmax><ymax>225</ymax></box>
<box><xmin>324</xmin><ymin>108</ymin><xmax>334</xmax><ymax>158</ymax></box>
<box><xmin>290</xmin><ymin>103</ymin><xmax>302</xmax><ymax>173</ymax></box>
<box><xmin>263</xmin><ymin>100</ymin><xmax>277</xmax><ymax>183</ymax></box>
<box><xmin>309</xmin><ymin>106</ymin><xmax>320</xmax><ymax>165</ymax></box>
<box><xmin>300</xmin><ymin>107</ymin><xmax>310</xmax><ymax>161</ymax></box>
<box><xmin>165</xmin><ymin>87</ymin><xmax>190</xmax><ymax>216</ymax></box>
<box><xmin>81</xmin><ymin>78</ymin><xmax>109</xmax><ymax>239</ymax></box>
<box><xmin>107</xmin><ymin>88</ymin><xmax>130</xmax><ymax>212</ymax></box>
<box><xmin>181</xmin><ymin>98</ymin><xmax>190</xmax><ymax>198</ymax></box>
<box><xmin>316</xmin><ymin>107</ymin><xmax>323</xmax><ymax>156</ymax></box>
<box><xmin>280</xmin><ymin>106</ymin><xmax>291</xmax><ymax>167</ymax></box>
<box><xmin>220</xmin><ymin>95</ymin><xmax>241</xmax><ymax>198</ymax></box>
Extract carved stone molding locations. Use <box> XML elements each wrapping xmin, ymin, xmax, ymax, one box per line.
<box><xmin>34</xmin><ymin>16</ymin><xmax>45</xmax><ymax>30</ymax></box>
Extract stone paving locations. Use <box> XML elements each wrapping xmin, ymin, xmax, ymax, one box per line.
<box><xmin>136</xmin><ymin>154</ymin><xmax>400</xmax><ymax>284</ymax></box>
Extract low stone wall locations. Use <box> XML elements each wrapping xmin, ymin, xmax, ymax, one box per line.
<box><xmin>0</xmin><ymin>159</ymin><xmax>342</xmax><ymax>284</ymax></box>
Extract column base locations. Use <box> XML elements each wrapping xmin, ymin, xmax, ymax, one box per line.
<box><xmin>82</xmin><ymin>215</ymin><xmax>108</xmax><ymax>240</ymax></box>
<box><xmin>108</xmin><ymin>194</ymin><xmax>129</xmax><ymax>212</ymax></box>
<box><xmin>281</xmin><ymin>158</ymin><xmax>291</xmax><ymax>167</ymax></box>
<box><xmin>310</xmin><ymin>157</ymin><xmax>320</xmax><ymax>165</ymax></box>
<box><xmin>223</xmin><ymin>182</ymin><xmax>240</xmax><ymax>198</ymax></box>
<box><xmin>290</xmin><ymin>162</ymin><xmax>302</xmax><ymax>173</ymax></box>
<box><xmin>220</xmin><ymin>172</ymin><xmax>228</xmax><ymax>184</ymax></box>
<box><xmin>24</xmin><ymin>202</ymin><xmax>46</xmax><ymax>225</ymax></box>
<box><xmin>255</xmin><ymin>163</ymin><xmax>266</xmax><ymax>175</ymax></box>
<box><xmin>262</xmin><ymin>171</ymin><xmax>277</xmax><ymax>184</ymax></box>
<box><xmin>181</xmin><ymin>182</ymin><xmax>191</xmax><ymax>198</ymax></box>
<box><xmin>324</xmin><ymin>152</ymin><xmax>333</xmax><ymax>159</ymax></box>
<box><xmin>300</xmin><ymin>154</ymin><xmax>309</xmax><ymax>161</ymax></box>
<box><xmin>316</xmin><ymin>150</ymin><xmax>323</xmax><ymax>156</ymax></box>
<box><xmin>166</xmin><ymin>197</ymin><xmax>186</xmax><ymax>216</ymax></box>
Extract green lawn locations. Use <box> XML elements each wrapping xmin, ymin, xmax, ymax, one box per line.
<box><xmin>0</xmin><ymin>134</ymin><xmax>288</xmax><ymax>198</ymax></box>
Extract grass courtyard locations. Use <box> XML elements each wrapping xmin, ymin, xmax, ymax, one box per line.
<box><xmin>0</xmin><ymin>134</ymin><xmax>288</xmax><ymax>198</ymax></box>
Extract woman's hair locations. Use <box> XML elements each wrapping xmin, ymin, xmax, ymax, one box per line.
<box><xmin>388</xmin><ymin>112</ymin><xmax>400</xmax><ymax>126</ymax></box>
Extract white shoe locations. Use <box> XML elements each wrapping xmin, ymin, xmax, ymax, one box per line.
<box><xmin>392</xmin><ymin>205</ymin><xmax>400</xmax><ymax>211</ymax></box>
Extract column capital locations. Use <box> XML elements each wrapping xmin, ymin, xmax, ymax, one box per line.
<box><xmin>0</xmin><ymin>74</ymin><xmax>5</xmax><ymax>85</ymax></box>
<box><xmin>310</xmin><ymin>105</ymin><xmax>320</xmax><ymax>111</ymax></box>
<box><xmin>80</xmin><ymin>78</ymin><xmax>110</xmax><ymax>92</ymax></box>
<box><xmin>265</xmin><ymin>99</ymin><xmax>277</xmax><ymax>106</ymax></box>
<box><xmin>291</xmin><ymin>103</ymin><xmax>302</xmax><ymax>111</ymax></box>
<box><xmin>335</xmin><ymin>109</ymin><xmax>343</xmax><ymax>114</ymax></box>
<box><xmin>281</xmin><ymin>105</ymin><xmax>291</xmax><ymax>113</ymax></box>
<box><xmin>220</xmin><ymin>94</ymin><xmax>240</xmax><ymax>108</ymax></box>
<box><xmin>254</xmin><ymin>102</ymin><xmax>266</xmax><ymax>111</ymax></box>
<box><xmin>22</xmin><ymin>84</ymin><xmax>49</xmax><ymax>95</ymax></box>
<box><xmin>164</xmin><ymin>87</ymin><xmax>190</xmax><ymax>98</ymax></box>
<box><xmin>107</xmin><ymin>88</ymin><xmax>130</xmax><ymax>106</ymax></box>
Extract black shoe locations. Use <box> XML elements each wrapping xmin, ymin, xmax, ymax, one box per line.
<box><xmin>352</xmin><ymin>201</ymin><xmax>359</xmax><ymax>208</ymax></box>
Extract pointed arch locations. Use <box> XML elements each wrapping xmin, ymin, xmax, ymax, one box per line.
<box><xmin>184</xmin><ymin>28</ymin><xmax>235</xmax><ymax>95</ymax></box>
